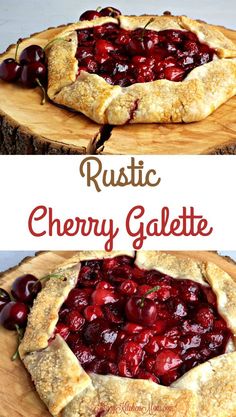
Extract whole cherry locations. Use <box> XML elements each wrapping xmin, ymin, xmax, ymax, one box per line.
<box><xmin>11</xmin><ymin>274</ymin><xmax>42</xmax><ymax>304</ymax></box>
<box><xmin>20</xmin><ymin>61</ymin><xmax>47</xmax><ymax>87</ymax></box>
<box><xmin>0</xmin><ymin>58</ymin><xmax>22</xmax><ymax>82</ymax></box>
<box><xmin>19</xmin><ymin>45</ymin><xmax>45</xmax><ymax>65</ymax></box>
<box><xmin>125</xmin><ymin>296</ymin><xmax>157</xmax><ymax>326</ymax></box>
<box><xmin>0</xmin><ymin>301</ymin><xmax>28</xmax><ymax>330</ymax></box>
<box><xmin>0</xmin><ymin>288</ymin><xmax>11</xmax><ymax>312</ymax></box>
<box><xmin>79</xmin><ymin>10</ymin><xmax>101</xmax><ymax>21</ymax></box>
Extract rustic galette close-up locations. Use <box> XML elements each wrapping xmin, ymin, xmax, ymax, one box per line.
<box><xmin>1</xmin><ymin>251</ymin><xmax>235</xmax><ymax>417</ymax></box>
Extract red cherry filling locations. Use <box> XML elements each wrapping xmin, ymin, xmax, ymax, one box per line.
<box><xmin>56</xmin><ymin>255</ymin><xmax>232</xmax><ymax>386</ymax></box>
<box><xmin>76</xmin><ymin>25</ymin><xmax>215</xmax><ymax>86</ymax></box>
<box><xmin>65</xmin><ymin>288</ymin><xmax>92</xmax><ymax>310</ymax></box>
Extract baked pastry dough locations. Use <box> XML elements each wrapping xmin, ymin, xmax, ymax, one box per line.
<box><xmin>19</xmin><ymin>251</ymin><xmax>236</xmax><ymax>417</ymax></box>
<box><xmin>46</xmin><ymin>14</ymin><xmax>236</xmax><ymax>124</ymax></box>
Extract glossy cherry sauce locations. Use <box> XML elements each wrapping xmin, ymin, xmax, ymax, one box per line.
<box><xmin>56</xmin><ymin>255</ymin><xmax>231</xmax><ymax>386</ymax></box>
<box><xmin>75</xmin><ymin>24</ymin><xmax>215</xmax><ymax>86</ymax></box>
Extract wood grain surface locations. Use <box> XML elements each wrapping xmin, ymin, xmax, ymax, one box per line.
<box><xmin>0</xmin><ymin>250</ymin><xmax>236</xmax><ymax>417</ymax></box>
<box><xmin>0</xmin><ymin>24</ymin><xmax>236</xmax><ymax>154</ymax></box>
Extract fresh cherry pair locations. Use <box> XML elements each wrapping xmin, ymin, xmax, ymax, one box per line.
<box><xmin>0</xmin><ymin>43</ymin><xmax>46</xmax><ymax>88</ymax></box>
<box><xmin>0</xmin><ymin>274</ymin><xmax>41</xmax><ymax>330</ymax></box>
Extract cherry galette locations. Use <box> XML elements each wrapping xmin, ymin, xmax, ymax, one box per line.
<box><xmin>46</xmin><ymin>12</ymin><xmax>236</xmax><ymax>124</ymax></box>
<box><xmin>15</xmin><ymin>251</ymin><xmax>236</xmax><ymax>417</ymax></box>
<box><xmin>1</xmin><ymin>10</ymin><xmax>235</xmax><ymax>125</ymax></box>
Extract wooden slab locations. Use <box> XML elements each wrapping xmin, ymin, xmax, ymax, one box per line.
<box><xmin>0</xmin><ymin>250</ymin><xmax>236</xmax><ymax>417</ymax></box>
<box><xmin>0</xmin><ymin>24</ymin><xmax>236</xmax><ymax>154</ymax></box>
<box><xmin>103</xmin><ymin>99</ymin><xmax>236</xmax><ymax>155</ymax></box>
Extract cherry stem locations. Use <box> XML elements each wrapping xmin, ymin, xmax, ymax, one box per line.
<box><xmin>143</xmin><ymin>17</ymin><xmax>155</xmax><ymax>30</ymax></box>
<box><xmin>15</xmin><ymin>38</ymin><xmax>22</xmax><ymax>62</ymax></box>
<box><xmin>43</xmin><ymin>37</ymin><xmax>66</xmax><ymax>51</ymax></box>
<box><xmin>40</xmin><ymin>265</ymin><xmax>75</xmax><ymax>283</ymax></box>
<box><xmin>31</xmin><ymin>273</ymin><xmax>63</xmax><ymax>292</ymax></box>
<box><xmin>12</xmin><ymin>325</ymin><xmax>24</xmax><ymax>361</ymax></box>
<box><xmin>40</xmin><ymin>273</ymin><xmax>63</xmax><ymax>282</ymax></box>
<box><xmin>96</xmin><ymin>6</ymin><xmax>102</xmax><ymax>11</ymax></box>
<box><xmin>36</xmin><ymin>78</ymin><xmax>46</xmax><ymax>105</ymax></box>
<box><xmin>141</xmin><ymin>18</ymin><xmax>155</xmax><ymax>39</ymax></box>
<box><xmin>32</xmin><ymin>270</ymin><xmax>70</xmax><ymax>291</ymax></box>
<box><xmin>31</xmin><ymin>266</ymin><xmax>74</xmax><ymax>291</ymax></box>
<box><xmin>140</xmin><ymin>285</ymin><xmax>160</xmax><ymax>307</ymax></box>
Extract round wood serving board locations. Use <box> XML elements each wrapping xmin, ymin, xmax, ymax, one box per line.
<box><xmin>0</xmin><ymin>23</ymin><xmax>236</xmax><ymax>154</ymax></box>
<box><xmin>0</xmin><ymin>250</ymin><xmax>236</xmax><ymax>417</ymax></box>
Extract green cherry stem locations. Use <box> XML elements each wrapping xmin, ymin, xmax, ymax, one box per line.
<box><xmin>36</xmin><ymin>78</ymin><xmax>46</xmax><ymax>105</ymax></box>
<box><xmin>141</xmin><ymin>18</ymin><xmax>155</xmax><ymax>39</ymax></box>
<box><xmin>31</xmin><ymin>273</ymin><xmax>64</xmax><ymax>291</ymax></box>
<box><xmin>12</xmin><ymin>325</ymin><xmax>24</xmax><ymax>361</ymax></box>
<box><xmin>96</xmin><ymin>6</ymin><xmax>102</xmax><ymax>11</ymax></box>
<box><xmin>40</xmin><ymin>273</ymin><xmax>64</xmax><ymax>282</ymax></box>
<box><xmin>143</xmin><ymin>17</ymin><xmax>155</xmax><ymax>30</ymax></box>
<box><xmin>31</xmin><ymin>265</ymin><xmax>76</xmax><ymax>291</ymax></box>
<box><xmin>14</xmin><ymin>38</ymin><xmax>22</xmax><ymax>62</ymax></box>
<box><xmin>43</xmin><ymin>37</ymin><xmax>66</xmax><ymax>51</ymax></box>
<box><xmin>140</xmin><ymin>285</ymin><xmax>160</xmax><ymax>307</ymax></box>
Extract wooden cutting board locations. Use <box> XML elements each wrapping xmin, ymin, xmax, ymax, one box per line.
<box><xmin>0</xmin><ymin>23</ymin><xmax>236</xmax><ymax>155</ymax></box>
<box><xmin>0</xmin><ymin>250</ymin><xmax>236</xmax><ymax>417</ymax></box>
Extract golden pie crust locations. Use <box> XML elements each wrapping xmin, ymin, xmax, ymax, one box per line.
<box><xmin>46</xmin><ymin>15</ymin><xmax>236</xmax><ymax>125</ymax></box>
<box><xmin>19</xmin><ymin>251</ymin><xmax>236</xmax><ymax>417</ymax></box>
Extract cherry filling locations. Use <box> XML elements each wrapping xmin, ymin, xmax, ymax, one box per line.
<box><xmin>56</xmin><ymin>256</ymin><xmax>232</xmax><ymax>386</ymax></box>
<box><xmin>76</xmin><ymin>25</ymin><xmax>215</xmax><ymax>86</ymax></box>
